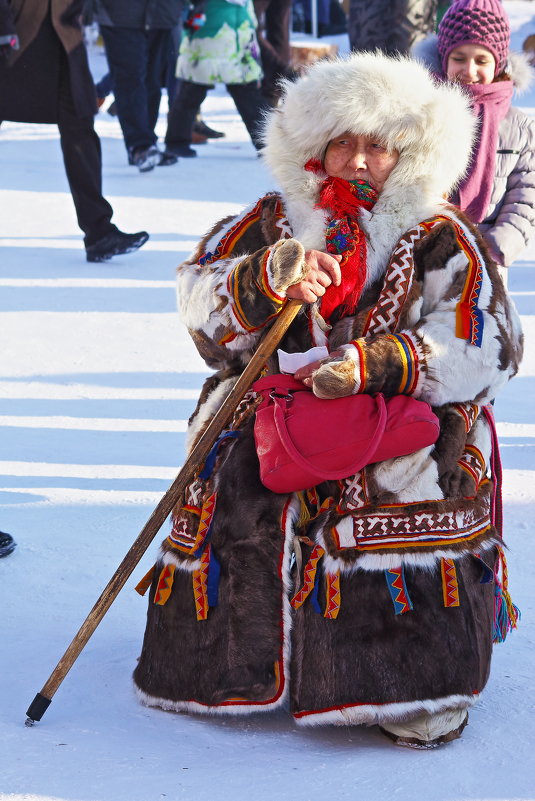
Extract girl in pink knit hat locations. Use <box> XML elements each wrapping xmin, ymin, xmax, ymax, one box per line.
<box><xmin>415</xmin><ymin>0</ymin><xmax>535</xmax><ymax>276</ymax></box>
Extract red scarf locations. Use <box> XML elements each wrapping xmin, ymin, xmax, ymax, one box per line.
<box><xmin>305</xmin><ymin>159</ymin><xmax>377</xmax><ymax>323</ymax></box>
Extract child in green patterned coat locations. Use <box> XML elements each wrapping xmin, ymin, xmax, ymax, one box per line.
<box><xmin>164</xmin><ymin>0</ymin><xmax>270</xmax><ymax>157</ymax></box>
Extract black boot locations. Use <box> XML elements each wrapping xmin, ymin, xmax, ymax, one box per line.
<box><xmin>0</xmin><ymin>532</ymin><xmax>16</xmax><ymax>558</ymax></box>
<box><xmin>193</xmin><ymin>118</ymin><xmax>225</xmax><ymax>139</ymax></box>
<box><xmin>86</xmin><ymin>230</ymin><xmax>149</xmax><ymax>263</ymax></box>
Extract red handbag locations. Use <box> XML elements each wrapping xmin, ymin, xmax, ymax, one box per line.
<box><xmin>252</xmin><ymin>374</ymin><xmax>440</xmax><ymax>493</ymax></box>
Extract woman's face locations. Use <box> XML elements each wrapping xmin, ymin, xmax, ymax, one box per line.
<box><xmin>446</xmin><ymin>44</ymin><xmax>496</xmax><ymax>85</ymax></box>
<box><xmin>324</xmin><ymin>133</ymin><xmax>399</xmax><ymax>193</ymax></box>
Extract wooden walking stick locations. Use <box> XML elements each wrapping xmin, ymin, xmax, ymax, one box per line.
<box><xmin>25</xmin><ymin>298</ymin><xmax>304</xmax><ymax>725</ymax></box>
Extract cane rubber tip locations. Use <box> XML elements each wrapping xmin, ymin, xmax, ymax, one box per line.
<box><xmin>25</xmin><ymin>717</ymin><xmax>35</xmax><ymax>727</ymax></box>
<box><xmin>26</xmin><ymin>692</ymin><xmax>52</xmax><ymax>723</ymax></box>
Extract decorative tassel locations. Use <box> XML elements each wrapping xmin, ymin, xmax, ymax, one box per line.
<box><xmin>324</xmin><ymin>571</ymin><xmax>341</xmax><ymax>619</ymax></box>
<box><xmin>192</xmin><ymin>492</ymin><xmax>217</xmax><ymax>557</ymax></box>
<box><xmin>192</xmin><ymin>547</ymin><xmax>210</xmax><ymax>621</ymax></box>
<box><xmin>441</xmin><ymin>558</ymin><xmax>460</xmax><ymax>608</ymax></box>
<box><xmin>311</xmin><ymin>558</ymin><xmax>323</xmax><ymax>614</ymax></box>
<box><xmin>198</xmin><ymin>430</ymin><xmax>240</xmax><ymax>480</ymax></box>
<box><xmin>493</xmin><ymin>547</ymin><xmax>520</xmax><ymax>643</ymax></box>
<box><xmin>290</xmin><ymin>545</ymin><xmax>325</xmax><ymax>610</ymax></box>
<box><xmin>134</xmin><ymin>565</ymin><xmax>155</xmax><ymax>596</ymax></box>
<box><xmin>153</xmin><ymin>564</ymin><xmax>175</xmax><ymax>606</ymax></box>
<box><xmin>207</xmin><ymin>547</ymin><xmax>221</xmax><ymax>608</ymax></box>
<box><xmin>296</xmin><ymin>491</ymin><xmax>312</xmax><ymax>529</ymax></box>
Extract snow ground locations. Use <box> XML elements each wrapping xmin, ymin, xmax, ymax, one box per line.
<box><xmin>1</xmin><ymin>6</ymin><xmax>535</xmax><ymax>801</ymax></box>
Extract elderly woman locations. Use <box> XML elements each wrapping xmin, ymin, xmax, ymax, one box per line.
<box><xmin>133</xmin><ymin>52</ymin><xmax>523</xmax><ymax>748</ymax></box>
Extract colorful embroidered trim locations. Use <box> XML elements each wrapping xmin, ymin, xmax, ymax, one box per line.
<box><xmin>441</xmin><ymin>558</ymin><xmax>460</xmax><ymax>607</ymax></box>
<box><xmin>227</xmin><ymin>260</ymin><xmax>284</xmax><ymax>333</ymax></box>
<box><xmin>453</xmin><ymin>223</ymin><xmax>484</xmax><ymax>347</ymax></box>
<box><xmin>199</xmin><ymin>430</ymin><xmax>240</xmax><ymax>480</ymax></box>
<box><xmin>227</xmin><ymin>261</ymin><xmax>265</xmax><ymax>333</ymax></box>
<box><xmin>167</xmin><ymin>492</ymin><xmax>217</xmax><ymax>555</ymax></box>
<box><xmin>324</xmin><ymin>571</ymin><xmax>341</xmax><ymax>619</ymax></box>
<box><xmin>387</xmin><ymin>333</ymin><xmax>420</xmax><ymax>394</ymax></box>
<box><xmin>192</xmin><ymin>546</ymin><xmax>211</xmax><ymax>621</ymax></box>
<box><xmin>362</xmin><ymin>214</ymin><xmax>484</xmax><ymax>348</ymax></box>
<box><xmin>198</xmin><ymin>198</ymin><xmax>266</xmax><ymax>266</ymax></box>
<box><xmin>337</xmin><ymin>470</ymin><xmax>368</xmax><ymax>513</ymax></box>
<box><xmin>384</xmin><ymin>567</ymin><xmax>413</xmax><ymax>614</ymax></box>
<box><xmin>207</xmin><ymin>547</ymin><xmax>221</xmax><ymax>608</ymax></box>
<box><xmin>154</xmin><ymin>564</ymin><xmax>176</xmax><ymax>606</ymax></box>
<box><xmin>363</xmin><ymin>219</ymin><xmax>437</xmax><ymax>337</ymax></box>
<box><xmin>458</xmin><ymin>444</ymin><xmax>486</xmax><ymax>490</ymax></box>
<box><xmin>335</xmin><ymin>489</ymin><xmax>492</xmax><ymax>551</ymax></box>
<box><xmin>218</xmin><ymin>331</ymin><xmax>238</xmax><ymax>346</ymax></box>
<box><xmin>452</xmin><ymin>402</ymin><xmax>480</xmax><ymax>433</ymax></box>
<box><xmin>261</xmin><ymin>248</ymin><xmax>286</xmax><ymax>305</ymax></box>
<box><xmin>290</xmin><ymin>544</ymin><xmax>325</xmax><ymax>610</ymax></box>
<box><xmin>349</xmin><ymin>339</ymin><xmax>367</xmax><ymax>393</ymax></box>
<box><xmin>135</xmin><ymin>565</ymin><xmax>155</xmax><ymax>596</ymax></box>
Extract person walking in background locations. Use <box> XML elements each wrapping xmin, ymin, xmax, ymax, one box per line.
<box><xmin>94</xmin><ymin>0</ymin><xmax>184</xmax><ymax>172</ymax></box>
<box><xmin>349</xmin><ymin>0</ymin><xmax>437</xmax><ymax>54</ymax></box>
<box><xmin>254</xmin><ymin>0</ymin><xmax>295</xmax><ymax>105</ymax></box>
<box><xmin>0</xmin><ymin>0</ymin><xmax>149</xmax><ymax>262</ymax></box>
<box><xmin>164</xmin><ymin>0</ymin><xmax>270</xmax><ymax>158</ymax></box>
<box><xmin>414</xmin><ymin>0</ymin><xmax>535</xmax><ymax>276</ymax></box>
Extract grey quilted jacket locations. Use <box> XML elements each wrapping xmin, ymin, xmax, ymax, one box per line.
<box><xmin>479</xmin><ymin>105</ymin><xmax>535</xmax><ymax>267</ymax></box>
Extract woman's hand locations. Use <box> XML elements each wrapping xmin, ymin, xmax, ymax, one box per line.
<box><xmin>286</xmin><ymin>250</ymin><xmax>342</xmax><ymax>303</ymax></box>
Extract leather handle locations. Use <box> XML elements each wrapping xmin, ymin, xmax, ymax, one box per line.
<box><xmin>271</xmin><ymin>392</ymin><xmax>387</xmax><ymax>480</ymax></box>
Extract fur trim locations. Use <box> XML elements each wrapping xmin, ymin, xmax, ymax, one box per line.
<box><xmin>186</xmin><ymin>375</ymin><xmax>237</xmax><ymax>453</ymax></box>
<box><xmin>158</xmin><ymin>550</ymin><xmax>202</xmax><ymax>573</ymax></box>
<box><xmin>507</xmin><ymin>50</ymin><xmax>534</xmax><ymax>94</ymax></box>
<box><xmin>262</xmin><ymin>52</ymin><xmax>475</xmax><ymax>250</ymax></box>
<box><xmin>294</xmin><ymin>693</ymin><xmax>477</xmax><ymax>727</ymax></box>
<box><xmin>321</xmin><ymin>537</ymin><xmax>499</xmax><ymax>574</ymax></box>
<box><xmin>134</xmin><ymin>686</ymin><xmax>282</xmax><ymax>717</ymax></box>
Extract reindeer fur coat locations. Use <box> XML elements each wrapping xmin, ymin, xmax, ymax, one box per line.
<box><xmin>133</xmin><ymin>53</ymin><xmax>523</xmax><ymax>728</ymax></box>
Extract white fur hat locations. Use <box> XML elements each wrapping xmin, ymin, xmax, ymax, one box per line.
<box><xmin>262</xmin><ymin>51</ymin><xmax>476</xmax><ymax>208</ymax></box>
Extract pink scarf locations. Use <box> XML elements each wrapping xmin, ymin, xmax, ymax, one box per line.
<box><xmin>454</xmin><ymin>80</ymin><xmax>513</xmax><ymax>223</ymax></box>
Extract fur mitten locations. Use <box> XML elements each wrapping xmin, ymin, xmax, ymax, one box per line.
<box><xmin>270</xmin><ymin>238</ymin><xmax>308</xmax><ymax>293</ymax></box>
<box><xmin>312</xmin><ymin>346</ymin><xmax>360</xmax><ymax>398</ymax></box>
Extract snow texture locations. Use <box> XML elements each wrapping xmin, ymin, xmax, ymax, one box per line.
<box><xmin>1</xmin><ymin>7</ymin><xmax>534</xmax><ymax>800</ymax></box>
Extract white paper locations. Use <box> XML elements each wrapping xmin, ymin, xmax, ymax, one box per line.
<box><xmin>277</xmin><ymin>346</ymin><xmax>330</xmax><ymax>374</ymax></box>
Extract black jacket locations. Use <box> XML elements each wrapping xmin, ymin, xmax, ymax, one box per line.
<box><xmin>0</xmin><ymin>0</ymin><xmax>97</xmax><ymax>123</ymax></box>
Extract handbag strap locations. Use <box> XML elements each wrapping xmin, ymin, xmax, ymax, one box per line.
<box><xmin>272</xmin><ymin>393</ymin><xmax>388</xmax><ymax>481</ymax></box>
<box><xmin>482</xmin><ymin>403</ymin><xmax>503</xmax><ymax>537</ymax></box>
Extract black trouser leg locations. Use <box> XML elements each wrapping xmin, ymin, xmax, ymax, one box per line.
<box><xmin>57</xmin><ymin>56</ymin><xmax>116</xmax><ymax>247</ymax></box>
<box><xmin>165</xmin><ymin>81</ymin><xmax>209</xmax><ymax>148</ymax></box>
<box><xmin>100</xmin><ymin>26</ymin><xmax>160</xmax><ymax>155</ymax></box>
<box><xmin>226</xmin><ymin>82</ymin><xmax>270</xmax><ymax>150</ymax></box>
<box><xmin>254</xmin><ymin>0</ymin><xmax>292</xmax><ymax>100</ymax></box>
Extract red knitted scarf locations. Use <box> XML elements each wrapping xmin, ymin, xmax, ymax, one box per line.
<box><xmin>305</xmin><ymin>159</ymin><xmax>377</xmax><ymax>323</ymax></box>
